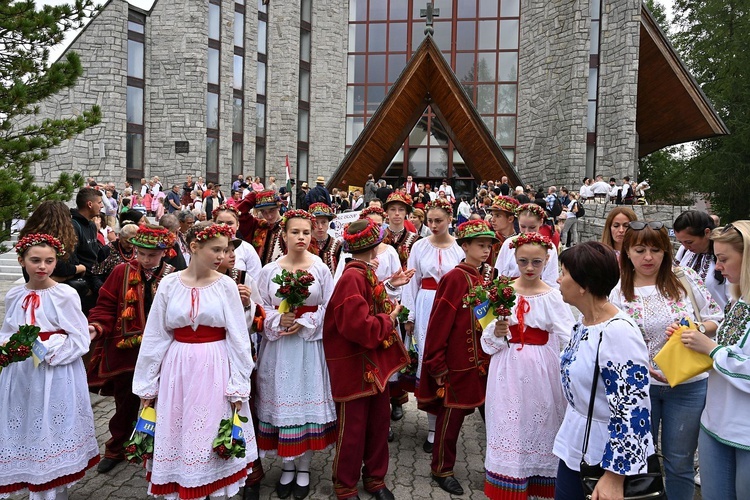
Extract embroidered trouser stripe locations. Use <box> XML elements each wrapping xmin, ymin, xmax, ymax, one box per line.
<box><xmin>432</xmin><ymin>405</ymin><xmax>473</xmax><ymax>477</ymax></box>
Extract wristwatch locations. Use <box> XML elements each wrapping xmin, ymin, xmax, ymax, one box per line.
<box><xmin>696</xmin><ymin>323</ymin><xmax>706</xmax><ymax>334</ymax></box>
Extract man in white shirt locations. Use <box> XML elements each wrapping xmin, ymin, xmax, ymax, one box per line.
<box><xmin>403</xmin><ymin>175</ymin><xmax>418</xmax><ymax>196</ymax></box>
<box><xmin>579</xmin><ymin>177</ymin><xmax>593</xmax><ymax>200</ymax></box>
<box><xmin>590</xmin><ymin>175</ymin><xmax>610</xmax><ymax>203</ymax></box>
<box><xmin>439</xmin><ymin>179</ymin><xmax>455</xmax><ymax>201</ymax></box>
<box><xmin>608</xmin><ymin>177</ymin><xmax>620</xmax><ymax>202</ymax></box>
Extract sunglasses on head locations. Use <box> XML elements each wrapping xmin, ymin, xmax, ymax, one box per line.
<box><xmin>628</xmin><ymin>221</ymin><xmax>664</xmax><ymax>231</ymax></box>
<box><xmin>722</xmin><ymin>223</ymin><xmax>742</xmax><ymax>237</ymax></box>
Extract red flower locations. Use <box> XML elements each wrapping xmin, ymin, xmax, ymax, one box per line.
<box><xmin>502</xmin><ymin>287</ymin><xmax>514</xmax><ymax>299</ymax></box>
<box><xmin>125</xmin><ymin>444</ymin><xmax>137</xmax><ymax>454</ymax></box>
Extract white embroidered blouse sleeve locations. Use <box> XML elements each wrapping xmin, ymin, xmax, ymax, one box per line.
<box><xmin>298</xmin><ymin>262</ymin><xmax>332</xmax><ymax>341</ymax></box>
<box><xmin>223</xmin><ymin>278</ymin><xmax>255</xmax><ymax>402</ymax></box>
<box><xmin>258</xmin><ymin>264</ymin><xmax>284</xmax><ymax>342</ymax></box>
<box><xmin>542</xmin><ymin>247</ymin><xmax>560</xmax><ymax>289</ymax></box>
<box><xmin>481</xmin><ymin>319</ymin><xmax>508</xmax><ymax>355</ymax></box>
<box><xmin>132</xmin><ymin>281</ymin><xmax>174</xmax><ymax>399</ymax></box>
<box><xmin>682</xmin><ymin>266</ymin><xmax>724</xmax><ymax>326</ymax></box>
<box><xmin>401</xmin><ymin>244</ymin><xmax>421</xmax><ymax>323</ymax></box>
<box><xmin>548</xmin><ymin>291</ymin><xmax>575</xmax><ymax>349</ymax></box>
<box><xmin>45</xmin><ymin>289</ymin><xmax>91</xmax><ymax>366</ymax></box>
<box><xmin>710</xmin><ymin>340</ymin><xmax>750</xmax><ymax>394</ymax></box>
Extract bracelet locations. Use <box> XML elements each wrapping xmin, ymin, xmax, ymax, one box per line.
<box><xmin>384</xmin><ymin>280</ymin><xmax>397</xmax><ymax>291</ymax></box>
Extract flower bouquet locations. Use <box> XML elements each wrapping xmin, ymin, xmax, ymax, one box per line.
<box><xmin>0</xmin><ymin>324</ymin><xmax>40</xmax><ymax>373</ymax></box>
<box><xmin>272</xmin><ymin>269</ymin><xmax>315</xmax><ymax>314</ymax></box>
<box><xmin>462</xmin><ymin>275</ymin><xmax>517</xmax><ymax>327</ymax></box>
<box><xmin>396</xmin><ymin>305</ymin><xmax>410</xmax><ymax>324</ymax></box>
<box><xmin>213</xmin><ymin>409</ymin><xmax>248</xmax><ymax>460</ymax></box>
<box><xmin>124</xmin><ymin>406</ymin><xmax>156</xmax><ymax>464</ymax></box>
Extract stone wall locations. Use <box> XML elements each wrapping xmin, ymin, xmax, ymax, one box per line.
<box><xmin>515</xmin><ymin>0</ymin><xmax>590</xmax><ymax>191</ymax></box>
<box><xmin>595</xmin><ymin>0</ymin><xmax>640</xmax><ymax>179</ymax></box>
<box><xmin>24</xmin><ymin>0</ymin><xmax>129</xmax><ymax>185</ymax></box>
<box><xmin>577</xmin><ymin>202</ymin><xmax>692</xmax><ymax>243</ymax></box>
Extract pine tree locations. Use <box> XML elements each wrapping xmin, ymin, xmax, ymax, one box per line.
<box><xmin>672</xmin><ymin>0</ymin><xmax>750</xmax><ymax>221</ymax></box>
<box><xmin>0</xmin><ymin>0</ymin><xmax>101</xmax><ymax>243</ymax></box>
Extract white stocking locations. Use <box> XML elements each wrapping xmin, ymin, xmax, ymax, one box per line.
<box><xmin>295</xmin><ymin>450</ymin><xmax>313</xmax><ymax>487</ymax></box>
<box><xmin>280</xmin><ymin>459</ymin><xmax>296</xmax><ymax>485</ymax></box>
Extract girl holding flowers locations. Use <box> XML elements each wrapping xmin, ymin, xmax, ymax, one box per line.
<box><xmin>494</xmin><ymin>204</ymin><xmax>560</xmax><ymax>288</ymax></box>
<box><xmin>482</xmin><ymin>232</ymin><xmax>574</xmax><ymax>500</ymax></box>
<box><xmin>256</xmin><ymin>210</ymin><xmax>336</xmax><ymax>500</ymax></box>
<box><xmin>132</xmin><ymin>221</ymin><xmax>258</xmax><ymax>499</ymax></box>
<box><xmin>0</xmin><ymin>234</ymin><xmax>99</xmax><ymax>500</ymax></box>
<box><xmin>401</xmin><ymin>198</ymin><xmax>465</xmax><ymax>453</ymax></box>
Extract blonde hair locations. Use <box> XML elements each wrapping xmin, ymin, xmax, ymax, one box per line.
<box><xmin>710</xmin><ymin>221</ymin><xmax>750</xmax><ymax>302</ymax></box>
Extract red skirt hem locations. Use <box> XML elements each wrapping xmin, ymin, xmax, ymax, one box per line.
<box><xmin>0</xmin><ymin>454</ymin><xmax>100</xmax><ymax>494</ymax></box>
<box><xmin>146</xmin><ymin>464</ymin><xmax>251</xmax><ymax>499</ymax></box>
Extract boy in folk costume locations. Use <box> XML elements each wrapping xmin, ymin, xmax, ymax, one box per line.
<box><xmin>236</xmin><ymin>189</ymin><xmax>287</xmax><ymax>266</ymax></box>
<box><xmin>86</xmin><ymin>224</ymin><xmax>175</xmax><ymax>473</ymax></box>
<box><xmin>418</xmin><ymin>220</ymin><xmax>496</xmax><ymax>495</ymax></box>
<box><xmin>487</xmin><ymin>195</ymin><xmax>519</xmax><ymax>266</ymax></box>
<box><xmin>323</xmin><ymin>219</ymin><xmax>412</xmax><ymax>500</ymax></box>
<box><xmin>308</xmin><ymin>202</ymin><xmax>343</xmax><ymax>275</ymax></box>
<box><xmin>382</xmin><ymin>192</ymin><xmax>419</xmax><ymax>421</ymax></box>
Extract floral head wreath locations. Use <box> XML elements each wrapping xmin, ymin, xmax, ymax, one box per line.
<box><xmin>211</xmin><ymin>203</ymin><xmax>239</xmax><ymax>221</ymax></box>
<box><xmin>509</xmin><ymin>232</ymin><xmax>553</xmax><ymax>251</ymax></box>
<box><xmin>359</xmin><ymin>206</ymin><xmax>385</xmax><ymax>219</ymax></box>
<box><xmin>425</xmin><ymin>198</ymin><xmax>453</xmax><ymax>214</ymax></box>
<box><xmin>280</xmin><ymin>209</ymin><xmax>315</xmax><ymax>229</ymax></box>
<box><xmin>515</xmin><ymin>203</ymin><xmax>547</xmax><ymax>221</ymax></box>
<box><xmin>15</xmin><ymin>233</ymin><xmax>65</xmax><ymax>257</ymax></box>
<box><xmin>195</xmin><ymin>223</ymin><xmax>235</xmax><ymax>242</ymax></box>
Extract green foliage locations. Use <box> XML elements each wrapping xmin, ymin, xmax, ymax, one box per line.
<box><xmin>643</xmin><ymin>0</ymin><xmax>670</xmax><ymax>32</ymax></box>
<box><xmin>0</xmin><ymin>0</ymin><xmax>101</xmax><ymax>243</ymax></box>
<box><xmin>671</xmin><ymin>0</ymin><xmax>750</xmax><ymax>221</ymax></box>
<box><xmin>637</xmin><ymin>146</ymin><xmax>693</xmax><ymax>206</ymax></box>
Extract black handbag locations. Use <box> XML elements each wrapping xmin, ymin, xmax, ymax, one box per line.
<box><xmin>579</xmin><ymin>331</ymin><xmax>666</xmax><ymax>499</ymax></box>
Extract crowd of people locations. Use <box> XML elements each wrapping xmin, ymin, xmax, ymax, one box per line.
<box><xmin>0</xmin><ymin>173</ymin><xmax>748</xmax><ymax>500</ymax></box>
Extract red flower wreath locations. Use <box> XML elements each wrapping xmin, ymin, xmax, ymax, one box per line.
<box><xmin>509</xmin><ymin>232</ymin><xmax>553</xmax><ymax>251</ymax></box>
<box><xmin>15</xmin><ymin>233</ymin><xmax>65</xmax><ymax>257</ymax></box>
<box><xmin>280</xmin><ymin>209</ymin><xmax>315</xmax><ymax>229</ymax></box>
<box><xmin>195</xmin><ymin>223</ymin><xmax>235</xmax><ymax>242</ymax></box>
<box><xmin>211</xmin><ymin>204</ymin><xmax>240</xmax><ymax>221</ymax></box>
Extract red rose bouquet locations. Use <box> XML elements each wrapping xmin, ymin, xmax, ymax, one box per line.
<box><xmin>462</xmin><ymin>275</ymin><xmax>517</xmax><ymax>325</ymax></box>
<box><xmin>0</xmin><ymin>324</ymin><xmax>40</xmax><ymax>373</ymax></box>
<box><xmin>272</xmin><ymin>269</ymin><xmax>315</xmax><ymax>313</ymax></box>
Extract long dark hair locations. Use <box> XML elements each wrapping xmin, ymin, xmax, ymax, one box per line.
<box><xmin>620</xmin><ymin>224</ymin><xmax>686</xmax><ymax>302</ymax></box>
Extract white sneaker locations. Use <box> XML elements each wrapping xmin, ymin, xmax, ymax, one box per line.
<box><xmin>694</xmin><ymin>469</ymin><xmax>701</xmax><ymax>487</ymax></box>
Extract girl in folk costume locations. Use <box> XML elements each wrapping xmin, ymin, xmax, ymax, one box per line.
<box><xmin>417</xmin><ymin>221</ymin><xmax>496</xmax><ymax>496</ymax></box>
<box><xmin>213</xmin><ymin>204</ymin><xmax>262</xmax><ymax>277</ymax></box>
<box><xmin>402</xmin><ymin>198</ymin><xmax>465</xmax><ymax>453</ymax></box>
<box><xmin>494</xmin><ymin>204</ymin><xmax>560</xmax><ymax>289</ymax></box>
<box><xmin>255</xmin><ymin>210</ymin><xmax>337</xmax><ymax>500</ymax></box>
<box><xmin>132</xmin><ymin>222</ymin><xmax>258</xmax><ymax>499</ymax></box>
<box><xmin>0</xmin><ymin>235</ymin><xmax>99</xmax><ymax>500</ymax></box>
<box><xmin>481</xmin><ymin>233</ymin><xmax>574</xmax><ymax>500</ymax></box>
<box><xmin>308</xmin><ymin>203</ymin><xmax>343</xmax><ymax>276</ymax></box>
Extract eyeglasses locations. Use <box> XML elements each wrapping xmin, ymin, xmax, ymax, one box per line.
<box><xmin>628</xmin><ymin>221</ymin><xmax>664</xmax><ymax>231</ymax></box>
<box><xmin>516</xmin><ymin>257</ymin><xmax>545</xmax><ymax>268</ymax></box>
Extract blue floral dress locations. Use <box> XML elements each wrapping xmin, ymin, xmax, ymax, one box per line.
<box><xmin>553</xmin><ymin>311</ymin><xmax>655</xmax><ymax>475</ymax></box>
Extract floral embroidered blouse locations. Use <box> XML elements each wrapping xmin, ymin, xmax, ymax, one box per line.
<box><xmin>609</xmin><ymin>266</ymin><xmax>723</xmax><ymax>385</ymax></box>
<box><xmin>553</xmin><ymin>311</ymin><xmax>655</xmax><ymax>475</ymax></box>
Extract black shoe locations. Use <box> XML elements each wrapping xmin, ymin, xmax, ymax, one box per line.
<box><xmin>242</xmin><ymin>483</ymin><xmax>260</xmax><ymax>500</ymax></box>
<box><xmin>432</xmin><ymin>475</ymin><xmax>464</xmax><ymax>495</ymax></box>
<box><xmin>276</xmin><ymin>476</ymin><xmax>295</xmax><ymax>499</ymax></box>
<box><xmin>388</xmin><ymin>427</ymin><xmax>395</xmax><ymax>442</ymax></box>
<box><xmin>390</xmin><ymin>403</ymin><xmax>404</xmax><ymax>421</ymax></box>
<box><xmin>422</xmin><ymin>439</ymin><xmax>433</xmax><ymax>453</ymax></box>
<box><xmin>97</xmin><ymin>457</ymin><xmax>124</xmax><ymax>473</ymax></box>
<box><xmin>292</xmin><ymin>471</ymin><xmax>310</xmax><ymax>499</ymax></box>
<box><xmin>370</xmin><ymin>487</ymin><xmax>395</xmax><ymax>500</ymax></box>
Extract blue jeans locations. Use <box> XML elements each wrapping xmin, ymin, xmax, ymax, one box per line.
<box><xmin>554</xmin><ymin>460</ymin><xmax>585</xmax><ymax>500</ymax></box>
<box><xmin>698</xmin><ymin>428</ymin><xmax>750</xmax><ymax>500</ymax></box>
<box><xmin>649</xmin><ymin>379</ymin><xmax>707</xmax><ymax>500</ymax></box>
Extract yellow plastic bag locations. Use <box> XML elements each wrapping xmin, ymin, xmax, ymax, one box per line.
<box><xmin>653</xmin><ymin>318</ymin><xmax>713</xmax><ymax>387</ymax></box>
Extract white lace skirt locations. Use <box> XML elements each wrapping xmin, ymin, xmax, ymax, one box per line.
<box><xmin>146</xmin><ymin>340</ymin><xmax>258</xmax><ymax>499</ymax></box>
<box><xmin>0</xmin><ymin>358</ymin><xmax>99</xmax><ymax>498</ymax></box>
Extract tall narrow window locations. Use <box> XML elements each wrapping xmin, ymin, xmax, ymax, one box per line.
<box><xmin>233</xmin><ymin>1</ymin><xmax>246</xmax><ymax>178</ymax></box>
<box><xmin>587</xmin><ymin>0</ymin><xmax>602</xmax><ymax>177</ymax></box>
<box><xmin>255</xmin><ymin>0</ymin><xmax>268</xmax><ymax>179</ymax></box>
<box><xmin>126</xmin><ymin>10</ymin><xmax>146</xmax><ymax>183</ymax></box>
<box><xmin>297</xmin><ymin>0</ymin><xmax>312</xmax><ymax>184</ymax></box>
<box><xmin>206</xmin><ymin>0</ymin><xmax>221</xmax><ymax>183</ymax></box>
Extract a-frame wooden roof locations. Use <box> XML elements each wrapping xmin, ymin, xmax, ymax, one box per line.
<box><xmin>637</xmin><ymin>6</ymin><xmax>729</xmax><ymax>156</ymax></box>
<box><xmin>327</xmin><ymin>35</ymin><xmax>522</xmax><ymax>190</ymax></box>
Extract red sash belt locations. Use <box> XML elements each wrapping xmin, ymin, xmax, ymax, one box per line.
<box><xmin>173</xmin><ymin>325</ymin><xmax>226</xmax><ymax>343</ymax></box>
<box><xmin>274</xmin><ymin>305</ymin><xmax>319</xmax><ymax>319</ymax></box>
<box><xmin>421</xmin><ymin>277</ymin><xmax>438</xmax><ymax>290</ymax></box>
<box><xmin>38</xmin><ymin>330</ymin><xmax>66</xmax><ymax>342</ymax></box>
<box><xmin>508</xmin><ymin>326</ymin><xmax>549</xmax><ymax>346</ymax></box>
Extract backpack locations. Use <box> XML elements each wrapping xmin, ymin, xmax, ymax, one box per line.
<box><xmin>575</xmin><ymin>200</ymin><xmax>585</xmax><ymax>218</ymax></box>
<box><xmin>550</xmin><ymin>196</ymin><xmax>563</xmax><ymax>217</ymax></box>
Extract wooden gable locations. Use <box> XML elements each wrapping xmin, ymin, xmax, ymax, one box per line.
<box><xmin>328</xmin><ymin>36</ymin><xmax>522</xmax><ymax>190</ymax></box>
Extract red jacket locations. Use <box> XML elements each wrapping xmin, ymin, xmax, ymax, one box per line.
<box><xmin>418</xmin><ymin>262</ymin><xmax>490</xmax><ymax>411</ymax></box>
<box><xmin>323</xmin><ymin>260</ymin><xmax>408</xmax><ymax>402</ymax></box>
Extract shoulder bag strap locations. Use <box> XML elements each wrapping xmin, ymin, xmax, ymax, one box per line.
<box><xmin>674</xmin><ymin>267</ymin><xmax>702</xmax><ymax>323</ymax></box>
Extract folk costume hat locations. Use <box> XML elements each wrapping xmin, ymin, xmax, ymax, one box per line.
<box><xmin>130</xmin><ymin>224</ymin><xmax>175</xmax><ymax>250</ymax></box>
<box><xmin>384</xmin><ymin>192</ymin><xmax>414</xmax><ymax>213</ymax></box>
<box><xmin>15</xmin><ymin>233</ymin><xmax>65</xmax><ymax>257</ymax></box>
<box><xmin>255</xmin><ymin>189</ymin><xmax>282</xmax><ymax>209</ymax></box>
<box><xmin>490</xmin><ymin>195</ymin><xmax>520</xmax><ymax>215</ymax></box>
<box><xmin>308</xmin><ymin>202</ymin><xmax>336</xmax><ymax>220</ymax></box>
<box><xmin>343</xmin><ymin>218</ymin><xmax>384</xmax><ymax>254</ymax></box>
<box><xmin>455</xmin><ymin>220</ymin><xmax>499</xmax><ymax>245</ymax></box>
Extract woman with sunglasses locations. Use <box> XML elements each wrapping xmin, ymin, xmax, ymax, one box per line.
<box><xmin>600</xmin><ymin>206</ymin><xmax>637</xmax><ymax>257</ymax></box>
<box><xmin>609</xmin><ymin>220</ymin><xmax>723</xmax><ymax>500</ymax></box>
<box><xmin>679</xmin><ymin>221</ymin><xmax>750</xmax><ymax>498</ymax></box>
